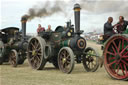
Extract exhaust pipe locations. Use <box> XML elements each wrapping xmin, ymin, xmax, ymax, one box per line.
<box><xmin>21</xmin><ymin>15</ymin><xmax>28</xmax><ymax>39</ymax></box>
<box><xmin>73</xmin><ymin>3</ymin><xmax>81</xmax><ymax>34</ymax></box>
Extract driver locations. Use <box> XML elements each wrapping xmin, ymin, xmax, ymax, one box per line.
<box><xmin>46</xmin><ymin>25</ymin><xmax>52</xmax><ymax>32</ymax></box>
<box><xmin>117</xmin><ymin>16</ymin><xmax>128</xmax><ymax>32</ymax></box>
<box><xmin>37</xmin><ymin>24</ymin><xmax>45</xmax><ymax>34</ymax></box>
<box><xmin>104</xmin><ymin>17</ymin><xmax>116</xmax><ymax>37</ymax></box>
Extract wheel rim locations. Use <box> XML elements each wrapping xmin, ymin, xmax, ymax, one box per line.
<box><xmin>9</xmin><ymin>50</ymin><xmax>18</xmax><ymax>67</ymax></box>
<box><xmin>58</xmin><ymin>47</ymin><xmax>74</xmax><ymax>73</ymax></box>
<box><xmin>104</xmin><ymin>36</ymin><xmax>128</xmax><ymax>80</ymax></box>
<box><xmin>83</xmin><ymin>47</ymin><xmax>99</xmax><ymax>72</ymax></box>
<box><xmin>28</xmin><ymin>37</ymin><xmax>46</xmax><ymax>70</ymax></box>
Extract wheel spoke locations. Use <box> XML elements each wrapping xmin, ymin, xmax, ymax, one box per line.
<box><xmin>122</xmin><ymin>55</ymin><xmax>128</xmax><ymax>58</ymax></box>
<box><xmin>121</xmin><ymin>60</ymin><xmax>128</xmax><ymax>66</ymax></box>
<box><xmin>36</xmin><ymin>43</ymin><xmax>40</xmax><ymax>49</ymax></box>
<box><xmin>120</xmin><ymin>46</ymin><xmax>128</xmax><ymax>54</ymax></box>
<box><xmin>112</xmin><ymin>46</ymin><xmax>117</xmax><ymax>54</ymax></box>
<box><xmin>31</xmin><ymin>42</ymin><xmax>36</xmax><ymax>49</ymax></box>
<box><xmin>37</xmin><ymin>53</ymin><xmax>42</xmax><ymax>56</ymax></box>
<box><xmin>114</xmin><ymin>62</ymin><xmax>118</xmax><ymax>70</ymax></box>
<box><xmin>120</xmin><ymin>63</ymin><xmax>125</xmax><ymax>75</ymax></box>
<box><xmin>116</xmin><ymin>65</ymin><xmax>120</xmax><ymax>74</ymax></box>
<box><xmin>88</xmin><ymin>62</ymin><xmax>90</xmax><ymax>68</ymax></box>
<box><xmin>108</xmin><ymin>60</ymin><xmax>117</xmax><ymax>67</ymax></box>
<box><xmin>112</xmin><ymin>41</ymin><xmax>118</xmax><ymax>52</ymax></box>
<box><xmin>107</xmin><ymin>51</ymin><xmax>115</xmax><ymax>56</ymax></box>
<box><xmin>109</xmin><ymin>57</ymin><xmax>115</xmax><ymax>61</ymax></box>
<box><xmin>30</xmin><ymin>56</ymin><xmax>35</xmax><ymax>61</ymax></box>
<box><xmin>36</xmin><ymin>56</ymin><xmax>40</xmax><ymax>62</ymax></box>
<box><xmin>123</xmin><ymin>51</ymin><xmax>128</xmax><ymax>56</ymax></box>
<box><xmin>117</xmin><ymin>40</ymin><xmax>121</xmax><ymax>52</ymax></box>
<box><xmin>123</xmin><ymin>63</ymin><xmax>127</xmax><ymax>75</ymax></box>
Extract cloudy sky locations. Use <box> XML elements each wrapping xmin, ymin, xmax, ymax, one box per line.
<box><xmin>1</xmin><ymin>0</ymin><xmax>128</xmax><ymax>33</ymax></box>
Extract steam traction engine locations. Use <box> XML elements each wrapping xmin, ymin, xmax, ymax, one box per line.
<box><xmin>103</xmin><ymin>25</ymin><xmax>128</xmax><ymax>80</ymax></box>
<box><xmin>27</xmin><ymin>4</ymin><xmax>99</xmax><ymax>73</ymax></box>
<box><xmin>0</xmin><ymin>18</ymin><xmax>30</xmax><ymax>67</ymax></box>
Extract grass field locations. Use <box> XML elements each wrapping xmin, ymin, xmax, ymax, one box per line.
<box><xmin>0</xmin><ymin>41</ymin><xmax>127</xmax><ymax>85</ymax></box>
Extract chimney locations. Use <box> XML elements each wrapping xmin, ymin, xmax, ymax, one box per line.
<box><xmin>73</xmin><ymin>3</ymin><xmax>81</xmax><ymax>34</ymax></box>
<box><xmin>21</xmin><ymin>15</ymin><xmax>28</xmax><ymax>39</ymax></box>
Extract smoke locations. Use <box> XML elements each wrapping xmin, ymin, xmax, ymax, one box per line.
<box><xmin>23</xmin><ymin>0</ymin><xmax>128</xmax><ymax>21</ymax></box>
<box><xmin>23</xmin><ymin>1</ymin><xmax>67</xmax><ymax>21</ymax></box>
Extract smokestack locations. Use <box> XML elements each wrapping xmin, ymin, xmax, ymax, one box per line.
<box><xmin>73</xmin><ymin>3</ymin><xmax>81</xmax><ymax>34</ymax></box>
<box><xmin>21</xmin><ymin>15</ymin><xmax>28</xmax><ymax>39</ymax></box>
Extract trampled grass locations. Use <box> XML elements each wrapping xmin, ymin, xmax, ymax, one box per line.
<box><xmin>0</xmin><ymin>41</ymin><xmax>127</xmax><ymax>85</ymax></box>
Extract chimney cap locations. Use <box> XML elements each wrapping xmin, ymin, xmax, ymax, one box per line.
<box><xmin>74</xmin><ymin>3</ymin><xmax>81</xmax><ymax>10</ymax></box>
<box><xmin>21</xmin><ymin>15</ymin><xmax>29</xmax><ymax>21</ymax></box>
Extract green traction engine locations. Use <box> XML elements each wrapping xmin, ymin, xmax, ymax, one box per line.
<box><xmin>27</xmin><ymin>4</ymin><xmax>100</xmax><ymax>74</ymax></box>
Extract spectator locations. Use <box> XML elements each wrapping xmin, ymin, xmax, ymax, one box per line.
<box><xmin>46</xmin><ymin>25</ymin><xmax>52</xmax><ymax>32</ymax></box>
<box><xmin>37</xmin><ymin>24</ymin><xmax>45</xmax><ymax>34</ymax></box>
<box><xmin>104</xmin><ymin>17</ymin><xmax>116</xmax><ymax>36</ymax></box>
<box><xmin>117</xmin><ymin>16</ymin><xmax>128</xmax><ymax>32</ymax></box>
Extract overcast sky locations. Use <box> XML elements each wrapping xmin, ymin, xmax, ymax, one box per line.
<box><xmin>1</xmin><ymin>0</ymin><xmax>128</xmax><ymax>33</ymax></box>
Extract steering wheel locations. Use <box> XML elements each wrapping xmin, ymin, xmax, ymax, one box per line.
<box><xmin>113</xmin><ymin>24</ymin><xmax>123</xmax><ymax>34</ymax></box>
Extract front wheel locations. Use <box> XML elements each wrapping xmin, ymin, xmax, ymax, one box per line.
<box><xmin>83</xmin><ymin>47</ymin><xmax>99</xmax><ymax>72</ymax></box>
<box><xmin>58</xmin><ymin>47</ymin><xmax>75</xmax><ymax>74</ymax></box>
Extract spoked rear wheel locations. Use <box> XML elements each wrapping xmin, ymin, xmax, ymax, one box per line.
<box><xmin>83</xmin><ymin>47</ymin><xmax>99</xmax><ymax>72</ymax></box>
<box><xmin>9</xmin><ymin>50</ymin><xmax>18</xmax><ymax>67</ymax></box>
<box><xmin>104</xmin><ymin>35</ymin><xmax>128</xmax><ymax>80</ymax></box>
<box><xmin>58</xmin><ymin>47</ymin><xmax>75</xmax><ymax>74</ymax></box>
<box><xmin>27</xmin><ymin>37</ymin><xmax>46</xmax><ymax>70</ymax></box>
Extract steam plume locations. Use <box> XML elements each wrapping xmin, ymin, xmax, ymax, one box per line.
<box><xmin>23</xmin><ymin>0</ymin><xmax>128</xmax><ymax>21</ymax></box>
<box><xmin>23</xmin><ymin>1</ymin><xmax>66</xmax><ymax>21</ymax></box>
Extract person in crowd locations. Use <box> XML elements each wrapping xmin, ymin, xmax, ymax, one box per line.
<box><xmin>116</xmin><ymin>16</ymin><xmax>128</xmax><ymax>32</ymax></box>
<box><xmin>37</xmin><ymin>24</ymin><xmax>45</xmax><ymax>34</ymax></box>
<box><xmin>104</xmin><ymin>17</ymin><xmax>117</xmax><ymax>36</ymax></box>
<box><xmin>46</xmin><ymin>25</ymin><xmax>52</xmax><ymax>32</ymax></box>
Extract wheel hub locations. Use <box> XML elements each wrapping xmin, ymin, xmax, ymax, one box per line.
<box><xmin>115</xmin><ymin>54</ymin><xmax>120</xmax><ymax>60</ymax></box>
<box><xmin>32</xmin><ymin>50</ymin><xmax>36</xmax><ymax>56</ymax></box>
<box><xmin>89</xmin><ymin>57</ymin><xmax>94</xmax><ymax>62</ymax></box>
<box><xmin>62</xmin><ymin>58</ymin><xmax>66</xmax><ymax>64</ymax></box>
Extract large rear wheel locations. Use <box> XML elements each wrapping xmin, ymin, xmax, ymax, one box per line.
<box><xmin>104</xmin><ymin>35</ymin><xmax>128</xmax><ymax>80</ymax></box>
<box><xmin>58</xmin><ymin>47</ymin><xmax>75</xmax><ymax>74</ymax></box>
<box><xmin>27</xmin><ymin>37</ymin><xmax>46</xmax><ymax>70</ymax></box>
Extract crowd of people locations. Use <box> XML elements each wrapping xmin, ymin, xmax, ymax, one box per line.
<box><xmin>104</xmin><ymin>16</ymin><xmax>128</xmax><ymax>38</ymax></box>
